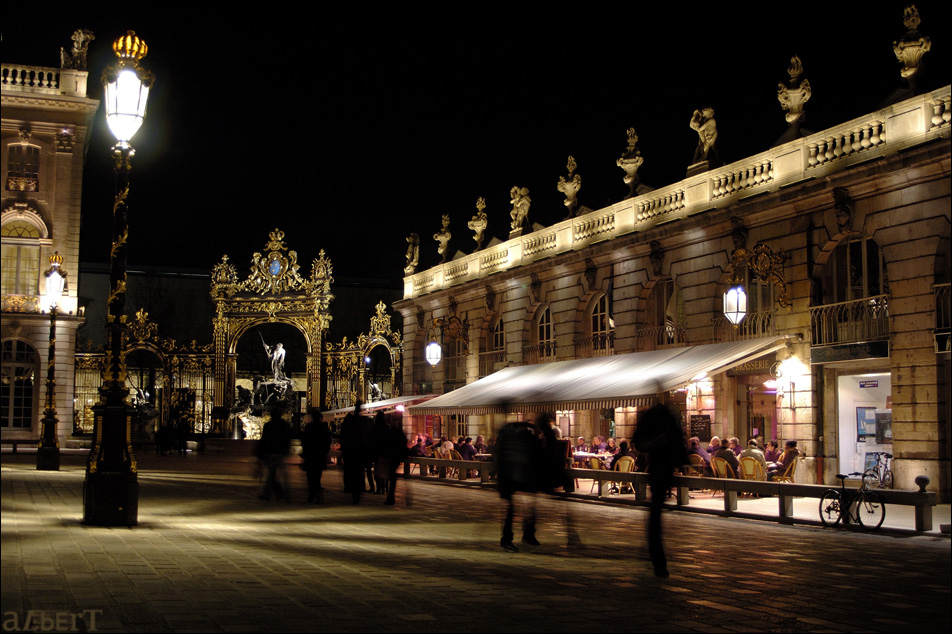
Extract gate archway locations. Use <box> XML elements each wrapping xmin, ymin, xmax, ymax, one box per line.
<box><xmin>210</xmin><ymin>229</ymin><xmax>334</xmax><ymax>415</ymax></box>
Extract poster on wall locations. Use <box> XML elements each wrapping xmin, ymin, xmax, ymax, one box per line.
<box><xmin>856</xmin><ymin>406</ymin><xmax>877</xmax><ymax>442</ymax></box>
<box><xmin>875</xmin><ymin>409</ymin><xmax>892</xmax><ymax>444</ymax></box>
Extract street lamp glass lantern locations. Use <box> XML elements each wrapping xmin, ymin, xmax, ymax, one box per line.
<box><xmin>104</xmin><ymin>68</ymin><xmax>150</xmax><ymax>142</ymax></box>
<box><xmin>723</xmin><ymin>283</ymin><xmax>748</xmax><ymax>325</ymax></box>
<box><xmin>44</xmin><ymin>256</ymin><xmax>66</xmax><ymax>311</ymax></box>
<box><xmin>425</xmin><ymin>341</ymin><xmax>442</xmax><ymax>366</ymax></box>
<box><xmin>102</xmin><ymin>31</ymin><xmax>153</xmax><ymax>144</ymax></box>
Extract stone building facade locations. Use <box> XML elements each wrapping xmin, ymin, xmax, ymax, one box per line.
<box><xmin>1</xmin><ymin>36</ymin><xmax>98</xmax><ymax>446</ymax></box>
<box><xmin>395</xmin><ymin>84</ymin><xmax>951</xmax><ymax>497</ymax></box>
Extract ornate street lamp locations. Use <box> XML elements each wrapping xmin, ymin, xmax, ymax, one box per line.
<box><xmin>83</xmin><ymin>31</ymin><xmax>154</xmax><ymax>526</ymax></box>
<box><xmin>36</xmin><ymin>253</ymin><xmax>66</xmax><ymax>471</ymax></box>
<box><xmin>425</xmin><ymin>340</ymin><xmax>443</xmax><ymax>367</ymax></box>
<box><xmin>723</xmin><ymin>278</ymin><xmax>748</xmax><ymax>325</ymax></box>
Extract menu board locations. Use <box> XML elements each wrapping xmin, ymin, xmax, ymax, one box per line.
<box><xmin>690</xmin><ymin>414</ymin><xmax>711</xmax><ymax>440</ymax></box>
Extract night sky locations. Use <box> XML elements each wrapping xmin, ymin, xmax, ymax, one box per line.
<box><xmin>4</xmin><ymin>3</ymin><xmax>949</xmax><ymax>283</ymax></box>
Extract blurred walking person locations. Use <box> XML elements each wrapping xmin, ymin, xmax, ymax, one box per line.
<box><xmin>340</xmin><ymin>401</ymin><xmax>371</xmax><ymax>504</ymax></box>
<box><xmin>494</xmin><ymin>419</ymin><xmax>542</xmax><ymax>552</ymax></box>
<box><xmin>633</xmin><ymin>398</ymin><xmax>687</xmax><ymax>578</ymax></box>
<box><xmin>257</xmin><ymin>405</ymin><xmax>292</xmax><ymax>501</ymax></box>
<box><xmin>300</xmin><ymin>409</ymin><xmax>332</xmax><ymax>503</ymax></box>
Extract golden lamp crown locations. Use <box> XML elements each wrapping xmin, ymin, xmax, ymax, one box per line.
<box><xmin>112</xmin><ymin>31</ymin><xmax>148</xmax><ymax>65</ymax></box>
<box><xmin>48</xmin><ymin>251</ymin><xmax>64</xmax><ymax>267</ymax></box>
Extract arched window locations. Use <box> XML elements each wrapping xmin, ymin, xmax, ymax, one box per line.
<box><xmin>813</xmin><ymin>236</ymin><xmax>889</xmax><ymax>347</ymax></box>
<box><xmin>820</xmin><ymin>236</ymin><xmax>888</xmax><ymax>303</ymax></box>
<box><xmin>643</xmin><ymin>278</ymin><xmax>684</xmax><ymax>347</ymax></box>
<box><xmin>536</xmin><ymin>307</ymin><xmax>556</xmax><ymax>361</ymax></box>
<box><xmin>1</xmin><ymin>340</ymin><xmax>38</xmax><ymax>430</ymax></box>
<box><xmin>1</xmin><ymin>218</ymin><xmax>42</xmax><ymax>296</ymax></box>
<box><xmin>492</xmin><ymin>319</ymin><xmax>505</xmax><ymax>352</ymax></box>
<box><xmin>480</xmin><ymin>319</ymin><xmax>506</xmax><ymax>377</ymax></box>
<box><xmin>578</xmin><ymin>294</ymin><xmax>614</xmax><ymax>357</ymax></box>
<box><xmin>6</xmin><ymin>144</ymin><xmax>40</xmax><ymax>192</ymax></box>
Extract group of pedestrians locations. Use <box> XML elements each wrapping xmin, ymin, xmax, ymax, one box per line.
<box><xmin>255</xmin><ymin>397</ymin><xmax>687</xmax><ymax>579</ymax></box>
<box><xmin>339</xmin><ymin>401</ymin><xmax>409</xmax><ymax>505</ymax></box>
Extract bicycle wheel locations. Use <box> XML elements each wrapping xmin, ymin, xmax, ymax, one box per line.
<box><xmin>857</xmin><ymin>491</ymin><xmax>885</xmax><ymax>530</ymax></box>
<box><xmin>862</xmin><ymin>469</ymin><xmax>879</xmax><ymax>489</ymax></box>
<box><xmin>819</xmin><ymin>490</ymin><xmax>842</xmax><ymax>526</ymax></box>
<box><xmin>882</xmin><ymin>470</ymin><xmax>893</xmax><ymax>489</ymax></box>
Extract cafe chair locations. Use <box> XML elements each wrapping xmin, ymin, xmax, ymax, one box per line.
<box><xmin>710</xmin><ymin>457</ymin><xmax>735</xmax><ymax>497</ymax></box>
<box><xmin>686</xmin><ymin>454</ymin><xmax>707</xmax><ymax>476</ymax></box>
<box><xmin>770</xmin><ymin>456</ymin><xmax>799</xmax><ymax>483</ymax></box>
<box><xmin>445</xmin><ymin>449</ymin><xmax>463</xmax><ymax>479</ymax></box>
<box><xmin>612</xmin><ymin>455</ymin><xmax>636</xmax><ymax>494</ymax></box>
<box><xmin>711</xmin><ymin>457</ymin><xmax>735</xmax><ymax>479</ymax></box>
<box><xmin>739</xmin><ymin>456</ymin><xmax>767</xmax><ymax>481</ymax></box>
<box><xmin>588</xmin><ymin>457</ymin><xmax>603</xmax><ymax>493</ymax></box>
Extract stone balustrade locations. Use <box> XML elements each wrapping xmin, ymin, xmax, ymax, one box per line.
<box><xmin>1</xmin><ymin>63</ymin><xmax>89</xmax><ymax>98</ymax></box>
<box><xmin>403</xmin><ymin>87</ymin><xmax>952</xmax><ymax>299</ymax></box>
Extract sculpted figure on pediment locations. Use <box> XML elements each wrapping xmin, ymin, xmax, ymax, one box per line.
<box><xmin>404</xmin><ymin>233</ymin><xmax>420</xmax><ymax>274</ymax></box>
<box><xmin>557</xmin><ymin>157</ymin><xmax>582</xmax><ymax>218</ymax></box>
<box><xmin>509</xmin><ymin>186</ymin><xmax>531</xmax><ymax>233</ymax></box>
<box><xmin>777</xmin><ymin>56</ymin><xmax>811</xmax><ymax>130</ymax></box>
<box><xmin>434</xmin><ymin>215</ymin><xmax>452</xmax><ymax>263</ymax></box>
<box><xmin>689</xmin><ymin>108</ymin><xmax>719</xmax><ymax>165</ymax></box>
<box><xmin>894</xmin><ymin>5</ymin><xmax>931</xmax><ymax>84</ymax></box>
<box><xmin>61</xmin><ymin>29</ymin><xmax>95</xmax><ymax>69</ymax></box>
<box><xmin>467</xmin><ymin>198</ymin><xmax>489</xmax><ymax>252</ymax></box>
<box><xmin>617</xmin><ymin>128</ymin><xmax>645</xmax><ymax>200</ymax></box>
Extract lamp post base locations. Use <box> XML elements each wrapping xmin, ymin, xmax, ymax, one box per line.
<box><xmin>36</xmin><ymin>446</ymin><xmax>60</xmax><ymax>471</ymax></box>
<box><xmin>83</xmin><ymin>471</ymin><xmax>138</xmax><ymax>526</ymax></box>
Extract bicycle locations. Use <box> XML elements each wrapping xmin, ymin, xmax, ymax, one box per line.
<box><xmin>862</xmin><ymin>452</ymin><xmax>893</xmax><ymax>489</ymax></box>
<box><xmin>818</xmin><ymin>472</ymin><xmax>885</xmax><ymax>530</ymax></box>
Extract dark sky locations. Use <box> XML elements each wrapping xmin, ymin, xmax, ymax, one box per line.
<box><xmin>4</xmin><ymin>3</ymin><xmax>949</xmax><ymax>282</ymax></box>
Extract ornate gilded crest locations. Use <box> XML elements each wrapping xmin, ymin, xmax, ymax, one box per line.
<box><xmin>210</xmin><ymin>229</ymin><xmax>334</xmax><ymax>299</ymax></box>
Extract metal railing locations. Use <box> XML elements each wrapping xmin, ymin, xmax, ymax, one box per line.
<box><xmin>478</xmin><ymin>350</ymin><xmax>507</xmax><ymax>377</ymax></box>
<box><xmin>573</xmin><ymin>332</ymin><xmax>615</xmax><ymax>358</ymax></box>
<box><xmin>810</xmin><ymin>295</ymin><xmax>889</xmax><ymax>347</ymax></box>
<box><xmin>713</xmin><ymin>310</ymin><xmax>775</xmax><ymax>342</ymax></box>
<box><xmin>522</xmin><ymin>342</ymin><xmax>558</xmax><ymax>364</ymax></box>
<box><xmin>633</xmin><ymin>324</ymin><xmax>685</xmax><ymax>351</ymax></box>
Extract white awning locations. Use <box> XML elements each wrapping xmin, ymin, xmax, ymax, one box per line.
<box><xmin>409</xmin><ymin>337</ymin><xmax>791</xmax><ymax>415</ymax></box>
<box><xmin>321</xmin><ymin>394</ymin><xmax>438</xmax><ymax>419</ymax></box>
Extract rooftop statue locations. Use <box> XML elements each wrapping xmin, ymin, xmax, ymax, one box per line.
<box><xmin>617</xmin><ymin>128</ymin><xmax>645</xmax><ymax>199</ymax></box>
<box><xmin>60</xmin><ymin>29</ymin><xmax>95</xmax><ymax>70</ymax></box>
<box><xmin>689</xmin><ymin>107</ymin><xmax>720</xmax><ymax>166</ymax></box>
<box><xmin>467</xmin><ymin>198</ymin><xmax>489</xmax><ymax>251</ymax></box>
<box><xmin>509</xmin><ymin>186</ymin><xmax>531</xmax><ymax>235</ymax></box>
<box><xmin>778</xmin><ymin>56</ymin><xmax>812</xmax><ymax>129</ymax></box>
<box><xmin>893</xmin><ymin>5</ymin><xmax>931</xmax><ymax>88</ymax></box>
<box><xmin>557</xmin><ymin>156</ymin><xmax>582</xmax><ymax>219</ymax></box>
<box><xmin>434</xmin><ymin>214</ymin><xmax>452</xmax><ymax>263</ymax></box>
<box><xmin>404</xmin><ymin>233</ymin><xmax>420</xmax><ymax>275</ymax></box>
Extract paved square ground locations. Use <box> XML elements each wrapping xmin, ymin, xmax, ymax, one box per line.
<box><xmin>3</xmin><ymin>452</ymin><xmax>949</xmax><ymax>633</ymax></box>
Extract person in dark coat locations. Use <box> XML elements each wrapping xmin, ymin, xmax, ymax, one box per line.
<box><xmin>633</xmin><ymin>400</ymin><xmax>687</xmax><ymax>578</ymax></box>
<box><xmin>340</xmin><ymin>401</ymin><xmax>371</xmax><ymax>504</ymax></box>
<box><xmin>384</xmin><ymin>414</ymin><xmax>410</xmax><ymax>505</ymax></box>
<box><xmin>494</xmin><ymin>420</ymin><xmax>542</xmax><ymax>552</ymax></box>
<box><xmin>300</xmin><ymin>409</ymin><xmax>332</xmax><ymax>503</ymax></box>
<box><xmin>370</xmin><ymin>412</ymin><xmax>393</xmax><ymax>496</ymax></box>
<box><xmin>257</xmin><ymin>405</ymin><xmax>292</xmax><ymax>501</ymax></box>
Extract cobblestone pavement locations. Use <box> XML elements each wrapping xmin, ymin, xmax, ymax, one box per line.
<box><xmin>2</xmin><ymin>452</ymin><xmax>950</xmax><ymax>633</ymax></box>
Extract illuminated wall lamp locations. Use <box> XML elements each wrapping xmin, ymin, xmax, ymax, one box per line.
<box><xmin>425</xmin><ymin>341</ymin><xmax>442</xmax><ymax>366</ymax></box>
